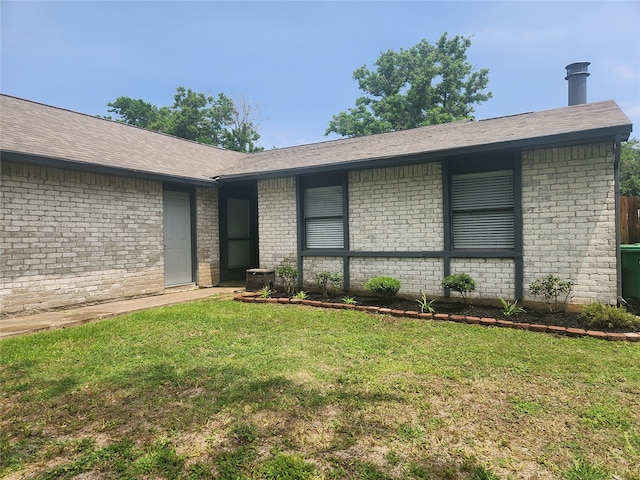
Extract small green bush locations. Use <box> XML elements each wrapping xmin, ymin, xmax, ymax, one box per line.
<box><xmin>364</xmin><ymin>276</ymin><xmax>401</xmax><ymax>299</ymax></box>
<box><xmin>258</xmin><ymin>286</ymin><xmax>272</xmax><ymax>298</ymax></box>
<box><xmin>499</xmin><ymin>297</ymin><xmax>525</xmax><ymax>317</ymax></box>
<box><xmin>293</xmin><ymin>290</ymin><xmax>308</xmax><ymax>300</ymax></box>
<box><xmin>529</xmin><ymin>274</ymin><xmax>573</xmax><ymax>313</ymax></box>
<box><xmin>441</xmin><ymin>273</ymin><xmax>476</xmax><ymax>304</ymax></box>
<box><xmin>580</xmin><ymin>302</ymin><xmax>640</xmax><ymax>331</ymax></box>
<box><xmin>342</xmin><ymin>295</ymin><xmax>357</xmax><ymax>305</ymax></box>
<box><xmin>316</xmin><ymin>272</ymin><xmax>343</xmax><ymax>298</ymax></box>
<box><xmin>416</xmin><ymin>291</ymin><xmax>435</xmax><ymax>313</ymax></box>
<box><xmin>276</xmin><ymin>265</ymin><xmax>299</xmax><ymax>296</ymax></box>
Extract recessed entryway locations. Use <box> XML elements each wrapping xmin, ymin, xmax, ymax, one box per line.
<box><xmin>219</xmin><ymin>183</ymin><xmax>258</xmax><ymax>282</ymax></box>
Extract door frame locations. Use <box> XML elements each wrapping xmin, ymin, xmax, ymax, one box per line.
<box><xmin>163</xmin><ymin>186</ymin><xmax>197</xmax><ymax>286</ymax></box>
<box><xmin>219</xmin><ymin>182</ymin><xmax>258</xmax><ymax>282</ymax></box>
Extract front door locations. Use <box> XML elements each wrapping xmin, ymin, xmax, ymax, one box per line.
<box><xmin>220</xmin><ymin>185</ymin><xmax>258</xmax><ymax>282</ymax></box>
<box><xmin>163</xmin><ymin>190</ymin><xmax>194</xmax><ymax>286</ymax></box>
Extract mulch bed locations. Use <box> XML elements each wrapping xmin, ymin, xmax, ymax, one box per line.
<box><xmin>236</xmin><ymin>292</ymin><xmax>640</xmax><ymax>342</ymax></box>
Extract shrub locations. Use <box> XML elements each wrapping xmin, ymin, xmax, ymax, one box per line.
<box><xmin>364</xmin><ymin>276</ymin><xmax>401</xmax><ymax>300</ymax></box>
<box><xmin>441</xmin><ymin>273</ymin><xmax>476</xmax><ymax>304</ymax></box>
<box><xmin>258</xmin><ymin>286</ymin><xmax>272</xmax><ymax>298</ymax></box>
<box><xmin>342</xmin><ymin>295</ymin><xmax>357</xmax><ymax>305</ymax></box>
<box><xmin>316</xmin><ymin>272</ymin><xmax>343</xmax><ymax>298</ymax></box>
<box><xmin>293</xmin><ymin>290</ymin><xmax>308</xmax><ymax>300</ymax></box>
<box><xmin>416</xmin><ymin>291</ymin><xmax>435</xmax><ymax>313</ymax></box>
<box><xmin>580</xmin><ymin>302</ymin><xmax>640</xmax><ymax>331</ymax></box>
<box><xmin>529</xmin><ymin>274</ymin><xmax>573</xmax><ymax>313</ymax></box>
<box><xmin>276</xmin><ymin>265</ymin><xmax>298</xmax><ymax>296</ymax></box>
<box><xmin>499</xmin><ymin>297</ymin><xmax>525</xmax><ymax>317</ymax></box>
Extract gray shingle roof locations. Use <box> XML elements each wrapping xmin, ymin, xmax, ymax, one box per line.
<box><xmin>219</xmin><ymin>100</ymin><xmax>632</xmax><ymax>179</ymax></box>
<box><xmin>0</xmin><ymin>95</ymin><xmax>246</xmax><ymax>184</ymax></box>
<box><xmin>1</xmin><ymin>95</ymin><xmax>632</xmax><ymax>183</ymax></box>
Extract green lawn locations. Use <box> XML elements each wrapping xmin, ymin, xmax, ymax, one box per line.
<box><xmin>1</xmin><ymin>298</ymin><xmax>639</xmax><ymax>479</ymax></box>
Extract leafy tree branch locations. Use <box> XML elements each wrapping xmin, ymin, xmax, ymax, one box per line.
<box><xmin>326</xmin><ymin>33</ymin><xmax>492</xmax><ymax>137</ymax></box>
<box><xmin>105</xmin><ymin>87</ymin><xmax>263</xmax><ymax>153</ymax></box>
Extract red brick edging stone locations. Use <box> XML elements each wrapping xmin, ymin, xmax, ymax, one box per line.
<box><xmin>233</xmin><ymin>294</ymin><xmax>640</xmax><ymax>342</ymax></box>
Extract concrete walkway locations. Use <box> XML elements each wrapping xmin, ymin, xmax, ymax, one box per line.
<box><xmin>0</xmin><ymin>287</ymin><xmax>242</xmax><ymax>339</ymax></box>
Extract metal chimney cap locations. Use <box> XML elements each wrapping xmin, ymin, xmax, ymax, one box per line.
<box><xmin>565</xmin><ymin>62</ymin><xmax>590</xmax><ymax>80</ymax></box>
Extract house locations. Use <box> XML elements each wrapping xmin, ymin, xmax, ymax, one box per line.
<box><xmin>0</xmin><ymin>92</ymin><xmax>632</xmax><ymax>316</ymax></box>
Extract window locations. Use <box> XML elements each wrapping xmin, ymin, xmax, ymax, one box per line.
<box><xmin>451</xmin><ymin>169</ymin><xmax>514</xmax><ymax>249</ymax></box>
<box><xmin>303</xmin><ymin>184</ymin><xmax>344</xmax><ymax>249</ymax></box>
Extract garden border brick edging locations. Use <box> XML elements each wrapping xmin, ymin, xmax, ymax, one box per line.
<box><xmin>233</xmin><ymin>294</ymin><xmax>640</xmax><ymax>342</ymax></box>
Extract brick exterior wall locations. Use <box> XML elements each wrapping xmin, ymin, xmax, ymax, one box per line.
<box><xmin>449</xmin><ymin>258</ymin><xmax>516</xmax><ymax>301</ymax></box>
<box><xmin>2</xmin><ymin>140</ymin><xmax>616</xmax><ymax>315</ymax></box>
<box><xmin>257</xmin><ymin>177</ymin><xmax>298</xmax><ymax>269</ymax></box>
<box><xmin>302</xmin><ymin>256</ymin><xmax>344</xmax><ymax>290</ymax></box>
<box><xmin>196</xmin><ymin>187</ymin><xmax>220</xmax><ymax>287</ymax></box>
<box><xmin>347</xmin><ymin>163</ymin><xmax>444</xmax><ymax>298</ymax></box>
<box><xmin>522</xmin><ymin>143</ymin><xmax>617</xmax><ymax>305</ymax></box>
<box><xmin>350</xmin><ymin>257</ymin><xmax>444</xmax><ymax>296</ymax></box>
<box><xmin>256</xmin><ymin>144</ymin><xmax>617</xmax><ymax>305</ymax></box>
<box><xmin>1</xmin><ymin>161</ymin><xmax>165</xmax><ymax>315</ymax></box>
<box><xmin>349</xmin><ymin>163</ymin><xmax>443</xmax><ymax>251</ymax></box>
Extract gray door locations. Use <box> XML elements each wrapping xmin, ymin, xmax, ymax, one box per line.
<box><xmin>163</xmin><ymin>190</ymin><xmax>193</xmax><ymax>286</ymax></box>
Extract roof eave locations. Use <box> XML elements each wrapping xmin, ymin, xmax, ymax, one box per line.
<box><xmin>1</xmin><ymin>150</ymin><xmax>220</xmax><ymax>187</ymax></box>
<box><xmin>216</xmin><ymin>124</ymin><xmax>632</xmax><ymax>182</ymax></box>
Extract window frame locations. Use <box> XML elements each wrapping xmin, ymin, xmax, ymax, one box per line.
<box><xmin>298</xmin><ymin>172</ymin><xmax>349</xmax><ymax>253</ymax></box>
<box><xmin>446</xmin><ymin>154</ymin><xmax>521</xmax><ymax>253</ymax></box>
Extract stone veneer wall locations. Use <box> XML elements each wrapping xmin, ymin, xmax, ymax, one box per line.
<box><xmin>195</xmin><ymin>187</ymin><xmax>220</xmax><ymax>287</ymax></box>
<box><xmin>521</xmin><ymin>143</ymin><xmax>617</xmax><ymax>305</ymax></box>
<box><xmin>1</xmin><ymin>161</ymin><xmax>165</xmax><ymax>316</ymax></box>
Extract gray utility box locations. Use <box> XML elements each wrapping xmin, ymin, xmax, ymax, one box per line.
<box><xmin>246</xmin><ymin>268</ymin><xmax>275</xmax><ymax>291</ymax></box>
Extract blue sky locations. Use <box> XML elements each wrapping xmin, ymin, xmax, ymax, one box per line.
<box><xmin>2</xmin><ymin>1</ymin><xmax>639</xmax><ymax>149</ymax></box>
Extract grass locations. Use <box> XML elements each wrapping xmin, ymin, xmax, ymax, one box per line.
<box><xmin>1</xmin><ymin>297</ymin><xmax>639</xmax><ymax>479</ymax></box>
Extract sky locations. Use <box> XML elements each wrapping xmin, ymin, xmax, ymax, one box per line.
<box><xmin>1</xmin><ymin>1</ymin><xmax>639</xmax><ymax>149</ymax></box>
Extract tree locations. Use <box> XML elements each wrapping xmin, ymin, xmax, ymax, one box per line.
<box><xmin>220</xmin><ymin>95</ymin><xmax>264</xmax><ymax>153</ymax></box>
<box><xmin>620</xmin><ymin>138</ymin><xmax>640</xmax><ymax>197</ymax></box>
<box><xmin>326</xmin><ymin>33</ymin><xmax>492</xmax><ymax>138</ymax></box>
<box><xmin>105</xmin><ymin>97</ymin><xmax>158</xmax><ymax>128</ymax></box>
<box><xmin>105</xmin><ymin>87</ymin><xmax>263</xmax><ymax>153</ymax></box>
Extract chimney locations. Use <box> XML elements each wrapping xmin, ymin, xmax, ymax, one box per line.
<box><xmin>565</xmin><ymin>62</ymin><xmax>590</xmax><ymax>106</ymax></box>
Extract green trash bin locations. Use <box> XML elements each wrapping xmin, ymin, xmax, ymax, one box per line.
<box><xmin>621</xmin><ymin>244</ymin><xmax>640</xmax><ymax>300</ymax></box>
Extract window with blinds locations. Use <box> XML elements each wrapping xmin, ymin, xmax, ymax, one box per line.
<box><xmin>304</xmin><ymin>185</ymin><xmax>344</xmax><ymax>249</ymax></box>
<box><xmin>451</xmin><ymin>169</ymin><xmax>514</xmax><ymax>249</ymax></box>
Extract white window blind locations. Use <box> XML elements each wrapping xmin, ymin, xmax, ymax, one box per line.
<box><xmin>451</xmin><ymin>170</ymin><xmax>514</xmax><ymax>249</ymax></box>
<box><xmin>304</xmin><ymin>185</ymin><xmax>344</xmax><ymax>249</ymax></box>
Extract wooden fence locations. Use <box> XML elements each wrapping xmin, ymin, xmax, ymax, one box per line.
<box><xmin>621</xmin><ymin>196</ymin><xmax>640</xmax><ymax>244</ymax></box>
